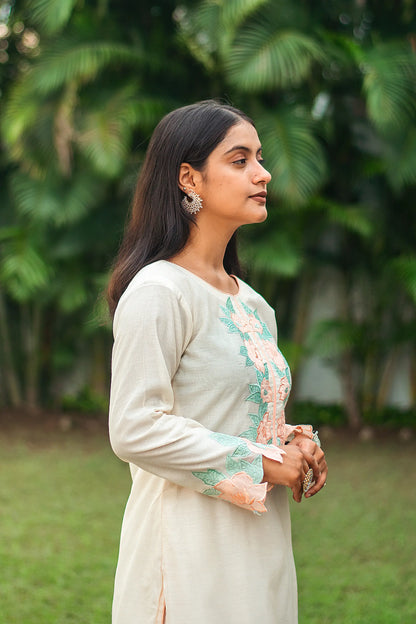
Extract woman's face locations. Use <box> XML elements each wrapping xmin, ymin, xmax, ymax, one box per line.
<box><xmin>197</xmin><ymin>120</ymin><xmax>272</xmax><ymax>229</ymax></box>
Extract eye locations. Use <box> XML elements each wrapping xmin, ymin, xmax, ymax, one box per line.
<box><xmin>232</xmin><ymin>158</ymin><xmax>247</xmax><ymax>165</ymax></box>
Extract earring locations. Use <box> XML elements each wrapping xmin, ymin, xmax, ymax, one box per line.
<box><xmin>181</xmin><ymin>187</ymin><xmax>203</xmax><ymax>214</ymax></box>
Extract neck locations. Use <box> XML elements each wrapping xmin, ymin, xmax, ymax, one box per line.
<box><xmin>174</xmin><ymin>218</ymin><xmax>234</xmax><ymax>271</ymax></box>
<box><xmin>169</xmin><ymin>218</ymin><xmax>238</xmax><ymax>293</ymax></box>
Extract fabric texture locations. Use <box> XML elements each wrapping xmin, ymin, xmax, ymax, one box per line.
<box><xmin>109</xmin><ymin>260</ymin><xmax>315</xmax><ymax>624</ymax></box>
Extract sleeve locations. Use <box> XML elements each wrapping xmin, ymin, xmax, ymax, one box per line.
<box><xmin>109</xmin><ymin>282</ymin><xmax>286</xmax><ymax>514</ymax></box>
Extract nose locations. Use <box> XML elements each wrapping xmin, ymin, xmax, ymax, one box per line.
<box><xmin>254</xmin><ymin>160</ymin><xmax>271</xmax><ymax>184</ymax></box>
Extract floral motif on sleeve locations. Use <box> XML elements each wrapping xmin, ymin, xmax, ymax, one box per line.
<box><xmin>219</xmin><ymin>297</ymin><xmax>292</xmax><ymax>447</ymax></box>
<box><xmin>192</xmin><ymin>432</ymin><xmax>285</xmax><ymax>514</ymax></box>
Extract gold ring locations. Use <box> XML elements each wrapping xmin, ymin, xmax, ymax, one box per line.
<box><xmin>302</xmin><ymin>468</ymin><xmax>314</xmax><ymax>493</ymax></box>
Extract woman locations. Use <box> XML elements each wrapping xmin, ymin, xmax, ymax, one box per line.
<box><xmin>108</xmin><ymin>100</ymin><xmax>328</xmax><ymax>624</ymax></box>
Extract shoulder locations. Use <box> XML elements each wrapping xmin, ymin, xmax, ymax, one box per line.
<box><xmin>113</xmin><ymin>260</ymin><xmax>194</xmax><ymax>332</ymax></box>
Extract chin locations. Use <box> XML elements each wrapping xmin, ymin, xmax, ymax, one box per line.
<box><xmin>253</xmin><ymin>207</ymin><xmax>268</xmax><ymax>223</ymax></box>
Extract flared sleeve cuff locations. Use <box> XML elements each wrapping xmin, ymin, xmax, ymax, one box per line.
<box><xmin>284</xmin><ymin>424</ymin><xmax>321</xmax><ymax>447</ymax></box>
<box><xmin>192</xmin><ymin>434</ymin><xmax>285</xmax><ymax>515</ymax></box>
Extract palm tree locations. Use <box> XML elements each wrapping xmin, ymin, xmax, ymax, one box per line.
<box><xmin>0</xmin><ymin>0</ymin><xmax>187</xmax><ymax>409</ymax></box>
<box><xmin>179</xmin><ymin>0</ymin><xmax>416</xmax><ymax>425</ymax></box>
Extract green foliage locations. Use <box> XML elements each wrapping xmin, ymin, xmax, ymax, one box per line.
<box><xmin>0</xmin><ymin>228</ymin><xmax>51</xmax><ymax>302</ymax></box>
<box><xmin>390</xmin><ymin>256</ymin><xmax>416</xmax><ymax>305</ymax></box>
<box><xmin>10</xmin><ymin>170</ymin><xmax>106</xmax><ymax>225</ymax></box>
<box><xmin>362</xmin><ymin>42</ymin><xmax>416</xmax><ymax>132</ymax></box>
<box><xmin>27</xmin><ymin>0</ymin><xmax>78</xmax><ymax>34</ymax></box>
<box><xmin>227</xmin><ymin>26</ymin><xmax>325</xmax><ymax>91</ymax></box>
<box><xmin>0</xmin><ymin>0</ymin><xmax>415</xmax><ymax>417</ymax></box>
<box><xmin>290</xmin><ymin>401</ymin><xmax>347</xmax><ymax>427</ymax></box>
<box><xmin>363</xmin><ymin>406</ymin><xmax>416</xmax><ymax>429</ymax></box>
<box><xmin>258</xmin><ymin>108</ymin><xmax>327</xmax><ymax>204</ymax></box>
<box><xmin>61</xmin><ymin>386</ymin><xmax>109</xmax><ymax>414</ymax></box>
<box><xmin>291</xmin><ymin>401</ymin><xmax>416</xmax><ymax>429</ymax></box>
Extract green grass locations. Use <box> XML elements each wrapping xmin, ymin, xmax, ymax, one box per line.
<box><xmin>1</xmin><ymin>426</ymin><xmax>415</xmax><ymax>623</ymax></box>
<box><xmin>0</xmin><ymin>428</ymin><xmax>130</xmax><ymax>624</ymax></box>
<box><xmin>292</xmin><ymin>437</ymin><xmax>416</xmax><ymax>624</ymax></box>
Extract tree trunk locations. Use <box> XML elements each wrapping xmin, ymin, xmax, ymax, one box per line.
<box><xmin>22</xmin><ymin>303</ymin><xmax>42</xmax><ymax>412</ymax></box>
<box><xmin>339</xmin><ymin>350</ymin><xmax>362</xmax><ymax>430</ymax></box>
<box><xmin>375</xmin><ymin>346</ymin><xmax>399</xmax><ymax>412</ymax></box>
<box><xmin>0</xmin><ymin>289</ymin><xmax>22</xmax><ymax>407</ymax></box>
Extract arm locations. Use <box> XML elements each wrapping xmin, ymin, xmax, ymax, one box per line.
<box><xmin>109</xmin><ymin>282</ymin><xmax>285</xmax><ymax>514</ymax></box>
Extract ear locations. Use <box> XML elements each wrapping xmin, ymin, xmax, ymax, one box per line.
<box><xmin>178</xmin><ymin>163</ymin><xmax>203</xmax><ymax>193</ymax></box>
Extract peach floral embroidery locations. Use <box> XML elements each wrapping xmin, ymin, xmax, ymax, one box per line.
<box><xmin>284</xmin><ymin>424</ymin><xmax>314</xmax><ymax>440</ymax></box>
<box><xmin>214</xmin><ymin>472</ymin><xmax>267</xmax><ymax>513</ymax></box>
<box><xmin>276</xmin><ymin>414</ymin><xmax>286</xmax><ymax>442</ymax></box>
<box><xmin>230</xmin><ymin>312</ymin><xmax>262</xmax><ymax>334</ymax></box>
<box><xmin>278</xmin><ymin>377</ymin><xmax>290</xmax><ymax>401</ymax></box>
<box><xmin>244</xmin><ymin>339</ymin><xmax>265</xmax><ymax>373</ymax></box>
<box><xmin>257</xmin><ymin>416</ymin><xmax>272</xmax><ymax>444</ymax></box>
<box><xmin>220</xmin><ymin>297</ymin><xmax>291</xmax><ymax>446</ymax></box>
<box><xmin>262</xmin><ymin>340</ymin><xmax>287</xmax><ymax>370</ymax></box>
<box><xmin>260</xmin><ymin>378</ymin><xmax>273</xmax><ymax>402</ymax></box>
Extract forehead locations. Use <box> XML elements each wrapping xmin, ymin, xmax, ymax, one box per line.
<box><xmin>215</xmin><ymin>120</ymin><xmax>261</xmax><ymax>155</ymax></box>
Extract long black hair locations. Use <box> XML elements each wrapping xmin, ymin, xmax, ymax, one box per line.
<box><xmin>107</xmin><ymin>100</ymin><xmax>254</xmax><ymax>316</ymax></box>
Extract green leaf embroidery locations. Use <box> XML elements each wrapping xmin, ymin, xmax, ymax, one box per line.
<box><xmin>202</xmin><ymin>487</ymin><xmax>220</xmax><ymax>497</ymax></box>
<box><xmin>239</xmin><ymin>426</ymin><xmax>259</xmax><ymax>441</ymax></box>
<box><xmin>219</xmin><ymin>317</ymin><xmax>240</xmax><ymax>333</ymax></box>
<box><xmin>225</xmin><ymin>297</ymin><xmax>235</xmax><ymax>313</ymax></box>
<box><xmin>247</xmin><ymin>411</ymin><xmax>262</xmax><ymax>426</ymax></box>
<box><xmin>192</xmin><ymin>469</ymin><xmax>225</xmax><ymax>487</ymax></box>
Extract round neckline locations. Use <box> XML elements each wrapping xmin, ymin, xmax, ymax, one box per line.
<box><xmin>162</xmin><ymin>260</ymin><xmax>240</xmax><ymax>297</ymax></box>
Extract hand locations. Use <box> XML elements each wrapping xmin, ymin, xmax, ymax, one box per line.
<box><xmin>287</xmin><ymin>435</ymin><xmax>328</xmax><ymax>498</ymax></box>
<box><xmin>262</xmin><ymin>445</ymin><xmax>320</xmax><ymax>503</ymax></box>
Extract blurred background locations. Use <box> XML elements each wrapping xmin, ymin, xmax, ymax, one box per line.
<box><xmin>1</xmin><ymin>0</ymin><xmax>415</xmax><ymax>430</ymax></box>
<box><xmin>0</xmin><ymin>2</ymin><xmax>416</xmax><ymax>622</ymax></box>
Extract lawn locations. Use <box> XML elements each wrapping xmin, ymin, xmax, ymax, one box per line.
<box><xmin>1</xmin><ymin>420</ymin><xmax>415</xmax><ymax>623</ymax></box>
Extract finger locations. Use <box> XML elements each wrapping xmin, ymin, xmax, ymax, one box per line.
<box><xmin>305</xmin><ymin>463</ymin><xmax>328</xmax><ymax>498</ymax></box>
<box><xmin>299</xmin><ymin>450</ymin><xmax>320</xmax><ymax>481</ymax></box>
<box><xmin>291</xmin><ymin>483</ymin><xmax>303</xmax><ymax>503</ymax></box>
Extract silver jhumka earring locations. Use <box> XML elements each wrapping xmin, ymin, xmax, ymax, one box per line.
<box><xmin>181</xmin><ymin>187</ymin><xmax>203</xmax><ymax>214</ymax></box>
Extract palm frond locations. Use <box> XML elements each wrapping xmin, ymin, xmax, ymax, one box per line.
<box><xmin>0</xmin><ymin>234</ymin><xmax>51</xmax><ymax>301</ymax></box>
<box><xmin>221</xmin><ymin>0</ymin><xmax>269</xmax><ymax>30</ymax></box>
<box><xmin>76</xmin><ymin>88</ymin><xmax>166</xmax><ymax>177</ymax></box>
<box><xmin>10</xmin><ymin>170</ymin><xmax>106</xmax><ymax>226</ymax></box>
<box><xmin>27</xmin><ymin>0</ymin><xmax>78</xmax><ymax>34</ymax></box>
<box><xmin>310</xmin><ymin>198</ymin><xmax>374</xmax><ymax>238</ymax></box>
<box><xmin>227</xmin><ymin>19</ymin><xmax>326</xmax><ymax>91</ymax></box>
<box><xmin>175</xmin><ymin>1</ymin><xmax>220</xmax><ymax>71</ymax></box>
<box><xmin>362</xmin><ymin>42</ymin><xmax>416</xmax><ymax>132</ymax></box>
<box><xmin>390</xmin><ymin>256</ymin><xmax>416</xmax><ymax>304</ymax></box>
<box><xmin>240</xmin><ymin>230</ymin><xmax>302</xmax><ymax>277</ymax></box>
<box><xmin>307</xmin><ymin>319</ymin><xmax>362</xmax><ymax>358</ymax></box>
<box><xmin>6</xmin><ymin>40</ymin><xmax>144</xmax><ymax>99</ymax></box>
<box><xmin>258</xmin><ymin>108</ymin><xmax>327</xmax><ymax>205</ymax></box>
<box><xmin>383</xmin><ymin>126</ymin><xmax>416</xmax><ymax>190</ymax></box>
<box><xmin>3</xmin><ymin>99</ymin><xmax>62</xmax><ymax>173</ymax></box>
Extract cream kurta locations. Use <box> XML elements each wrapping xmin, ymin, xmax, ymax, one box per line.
<box><xmin>109</xmin><ymin>260</ymin><xmax>316</xmax><ymax>624</ymax></box>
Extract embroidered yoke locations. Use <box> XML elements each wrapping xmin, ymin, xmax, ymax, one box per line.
<box><xmin>109</xmin><ymin>260</ymin><xmax>316</xmax><ymax>624</ymax></box>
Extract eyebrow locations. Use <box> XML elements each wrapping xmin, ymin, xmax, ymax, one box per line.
<box><xmin>224</xmin><ymin>145</ymin><xmax>262</xmax><ymax>156</ymax></box>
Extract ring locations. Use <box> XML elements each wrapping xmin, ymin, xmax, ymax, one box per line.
<box><xmin>302</xmin><ymin>468</ymin><xmax>314</xmax><ymax>493</ymax></box>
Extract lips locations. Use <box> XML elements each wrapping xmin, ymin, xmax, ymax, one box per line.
<box><xmin>249</xmin><ymin>191</ymin><xmax>267</xmax><ymax>203</ymax></box>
